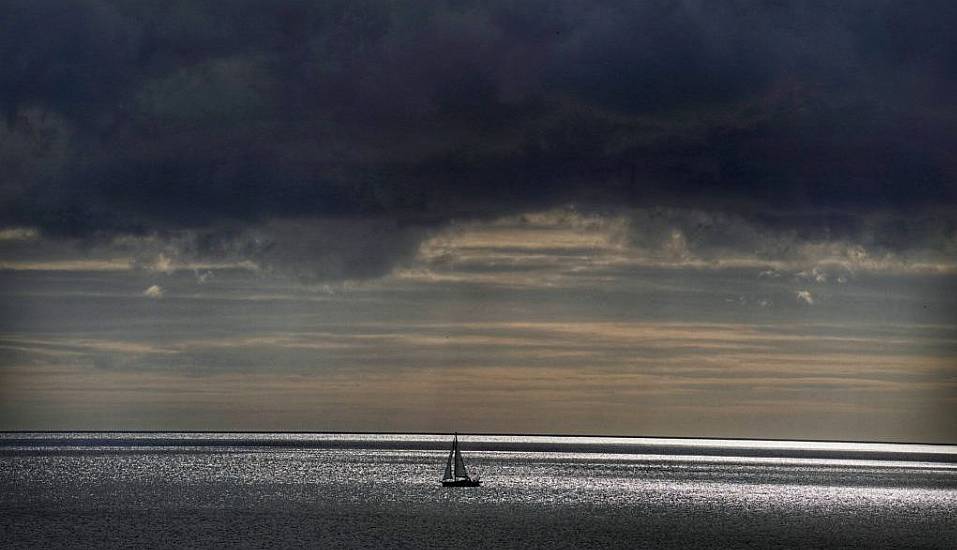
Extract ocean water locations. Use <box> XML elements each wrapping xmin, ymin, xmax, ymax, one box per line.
<box><xmin>2</xmin><ymin>434</ymin><xmax>956</xmax><ymax>549</ymax></box>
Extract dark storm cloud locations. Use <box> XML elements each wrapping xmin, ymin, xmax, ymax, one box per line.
<box><xmin>1</xmin><ymin>1</ymin><xmax>955</xmax><ymax>278</ymax></box>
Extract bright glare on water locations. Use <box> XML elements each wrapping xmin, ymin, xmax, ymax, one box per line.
<box><xmin>1</xmin><ymin>433</ymin><xmax>955</xmax><ymax>548</ymax></box>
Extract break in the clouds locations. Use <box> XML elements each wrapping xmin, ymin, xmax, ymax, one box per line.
<box><xmin>142</xmin><ymin>284</ymin><xmax>163</xmax><ymax>299</ymax></box>
<box><xmin>2</xmin><ymin>1</ymin><xmax>956</xmax><ymax>279</ymax></box>
<box><xmin>795</xmin><ymin>290</ymin><xmax>814</xmax><ymax>306</ymax></box>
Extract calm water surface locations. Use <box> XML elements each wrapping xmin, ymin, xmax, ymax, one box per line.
<box><xmin>2</xmin><ymin>433</ymin><xmax>955</xmax><ymax>548</ymax></box>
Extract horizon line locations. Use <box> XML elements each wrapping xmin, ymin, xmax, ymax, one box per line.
<box><xmin>2</xmin><ymin>430</ymin><xmax>955</xmax><ymax>447</ymax></box>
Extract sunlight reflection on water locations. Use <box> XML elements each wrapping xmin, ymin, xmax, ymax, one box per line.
<box><xmin>2</xmin><ymin>435</ymin><xmax>955</xmax><ymax>548</ymax></box>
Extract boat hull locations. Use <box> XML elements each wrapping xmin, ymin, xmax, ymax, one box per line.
<box><xmin>441</xmin><ymin>479</ymin><xmax>482</xmax><ymax>487</ymax></box>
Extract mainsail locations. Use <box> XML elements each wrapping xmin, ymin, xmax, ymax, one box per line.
<box><xmin>453</xmin><ymin>437</ymin><xmax>468</xmax><ymax>478</ymax></box>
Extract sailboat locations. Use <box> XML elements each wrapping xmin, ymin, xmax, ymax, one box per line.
<box><xmin>441</xmin><ymin>433</ymin><xmax>481</xmax><ymax>487</ymax></box>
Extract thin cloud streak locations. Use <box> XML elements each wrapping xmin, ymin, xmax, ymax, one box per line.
<box><xmin>3</xmin><ymin>361</ymin><xmax>951</xmax><ymax>439</ymax></box>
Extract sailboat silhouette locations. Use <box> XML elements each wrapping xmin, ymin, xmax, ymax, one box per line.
<box><xmin>441</xmin><ymin>433</ymin><xmax>481</xmax><ymax>487</ymax></box>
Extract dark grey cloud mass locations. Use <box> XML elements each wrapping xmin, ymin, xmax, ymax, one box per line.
<box><xmin>2</xmin><ymin>1</ymin><xmax>955</xmax><ymax>278</ymax></box>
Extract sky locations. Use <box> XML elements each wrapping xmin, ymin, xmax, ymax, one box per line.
<box><xmin>1</xmin><ymin>1</ymin><xmax>955</xmax><ymax>441</ymax></box>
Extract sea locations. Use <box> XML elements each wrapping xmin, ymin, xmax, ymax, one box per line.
<box><xmin>1</xmin><ymin>433</ymin><xmax>955</xmax><ymax>549</ymax></box>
